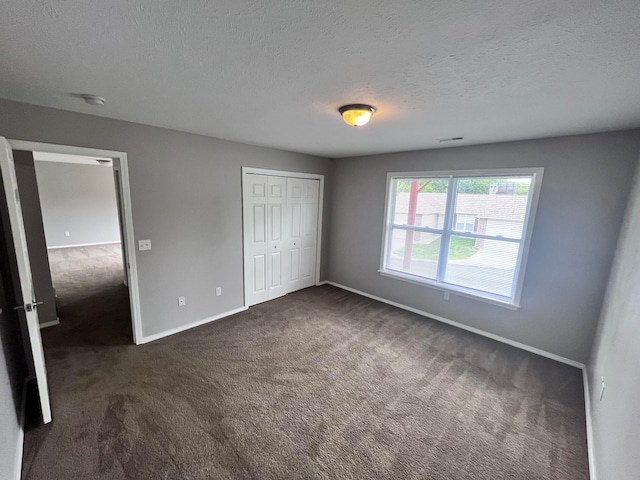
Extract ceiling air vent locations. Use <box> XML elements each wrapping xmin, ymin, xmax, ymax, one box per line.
<box><xmin>438</xmin><ymin>137</ymin><xmax>464</xmax><ymax>143</ymax></box>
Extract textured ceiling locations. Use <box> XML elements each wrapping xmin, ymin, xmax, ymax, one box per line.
<box><xmin>1</xmin><ymin>1</ymin><xmax>639</xmax><ymax>157</ymax></box>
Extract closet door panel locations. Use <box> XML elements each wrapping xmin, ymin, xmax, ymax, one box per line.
<box><xmin>284</xmin><ymin>178</ymin><xmax>304</xmax><ymax>293</ymax></box>
<box><xmin>243</xmin><ymin>174</ymin><xmax>269</xmax><ymax>305</ymax></box>
<box><xmin>267</xmin><ymin>176</ymin><xmax>287</xmax><ymax>300</ymax></box>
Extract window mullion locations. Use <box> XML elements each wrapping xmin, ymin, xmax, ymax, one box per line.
<box><xmin>437</xmin><ymin>177</ymin><xmax>457</xmax><ymax>282</ymax></box>
<box><xmin>385</xmin><ymin>179</ymin><xmax>398</xmax><ymax>269</ymax></box>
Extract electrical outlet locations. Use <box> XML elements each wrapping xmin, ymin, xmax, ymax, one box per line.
<box><xmin>64</xmin><ymin>231</ymin><xmax>70</xmax><ymax>237</ymax></box>
<box><xmin>178</xmin><ymin>296</ymin><xmax>186</xmax><ymax>307</ymax></box>
<box><xmin>599</xmin><ymin>377</ymin><xmax>605</xmax><ymax>401</ymax></box>
<box><xmin>444</xmin><ymin>291</ymin><xmax>450</xmax><ymax>301</ymax></box>
<box><xmin>216</xmin><ymin>287</ymin><xmax>222</xmax><ymax>296</ymax></box>
<box><xmin>138</xmin><ymin>239</ymin><xmax>152</xmax><ymax>251</ymax></box>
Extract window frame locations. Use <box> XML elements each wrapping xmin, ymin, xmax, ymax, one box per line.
<box><xmin>378</xmin><ymin>167</ymin><xmax>544</xmax><ymax>309</ymax></box>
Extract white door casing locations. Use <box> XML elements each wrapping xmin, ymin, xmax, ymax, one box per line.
<box><xmin>0</xmin><ymin>137</ymin><xmax>52</xmax><ymax>423</ymax></box>
<box><xmin>6</xmin><ymin>139</ymin><xmax>143</xmax><ymax>345</ymax></box>
<box><xmin>301</xmin><ymin>179</ymin><xmax>319</xmax><ymax>289</ymax></box>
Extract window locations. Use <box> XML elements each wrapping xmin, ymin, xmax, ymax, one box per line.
<box><xmin>454</xmin><ymin>214</ymin><xmax>476</xmax><ymax>233</ymax></box>
<box><xmin>380</xmin><ymin>168</ymin><xmax>543</xmax><ymax>307</ymax></box>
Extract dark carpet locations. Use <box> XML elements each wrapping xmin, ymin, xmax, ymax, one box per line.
<box><xmin>23</xmin><ymin>245</ymin><xmax>589</xmax><ymax>479</ymax></box>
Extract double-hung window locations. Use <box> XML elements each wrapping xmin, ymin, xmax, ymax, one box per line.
<box><xmin>379</xmin><ymin>168</ymin><xmax>544</xmax><ymax>308</ymax></box>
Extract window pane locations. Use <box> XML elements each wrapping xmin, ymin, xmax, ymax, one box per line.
<box><xmin>454</xmin><ymin>176</ymin><xmax>531</xmax><ymax>239</ymax></box>
<box><xmin>387</xmin><ymin>228</ymin><xmax>440</xmax><ymax>280</ymax></box>
<box><xmin>443</xmin><ymin>236</ymin><xmax>519</xmax><ymax>297</ymax></box>
<box><xmin>391</xmin><ymin>178</ymin><xmax>448</xmax><ymax>230</ymax></box>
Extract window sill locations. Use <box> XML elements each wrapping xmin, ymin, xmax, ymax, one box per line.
<box><xmin>378</xmin><ymin>269</ymin><xmax>521</xmax><ymax>311</ymax></box>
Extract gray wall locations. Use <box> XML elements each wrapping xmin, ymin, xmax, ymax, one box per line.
<box><xmin>14</xmin><ymin>152</ymin><xmax>58</xmax><ymax>326</ymax></box>
<box><xmin>588</xmin><ymin>154</ymin><xmax>640</xmax><ymax>480</ymax></box>
<box><xmin>0</xmin><ymin>99</ymin><xmax>332</xmax><ymax>339</ymax></box>
<box><xmin>34</xmin><ymin>161</ymin><xmax>121</xmax><ymax>248</ymax></box>
<box><xmin>328</xmin><ymin>131</ymin><xmax>640</xmax><ymax>363</ymax></box>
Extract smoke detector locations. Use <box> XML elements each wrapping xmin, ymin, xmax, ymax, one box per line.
<box><xmin>79</xmin><ymin>94</ymin><xmax>106</xmax><ymax>106</ymax></box>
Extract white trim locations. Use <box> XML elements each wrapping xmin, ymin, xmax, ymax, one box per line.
<box><xmin>241</xmin><ymin>167</ymin><xmax>325</xmax><ymax>308</ymax></box>
<box><xmin>322</xmin><ymin>281</ymin><xmax>585</xmax><ymax>369</ymax></box>
<box><xmin>582</xmin><ymin>367</ymin><xmax>597</xmax><ymax>480</ymax></box>
<box><xmin>14</xmin><ymin>378</ymin><xmax>28</xmax><ymax>480</ymax></box>
<box><xmin>385</xmin><ymin>167</ymin><xmax>545</xmax><ymax>179</ymax></box>
<box><xmin>242</xmin><ymin>167</ymin><xmax>324</xmax><ymax>180</ymax></box>
<box><xmin>316</xmin><ymin>176</ymin><xmax>324</xmax><ymax>287</ymax></box>
<box><xmin>319</xmin><ymin>279</ymin><xmax>595</xmax><ymax>477</ymax></box>
<box><xmin>379</xmin><ymin>167</ymin><xmax>544</xmax><ymax>308</ymax></box>
<box><xmin>9</xmin><ymin>140</ymin><xmax>126</xmax><ymax>159</ymax></box>
<box><xmin>7</xmin><ymin>140</ymin><xmax>143</xmax><ymax>345</ymax></box>
<box><xmin>138</xmin><ymin>306</ymin><xmax>247</xmax><ymax>344</ymax></box>
<box><xmin>39</xmin><ymin>318</ymin><xmax>60</xmax><ymax>329</ymax></box>
<box><xmin>47</xmin><ymin>241</ymin><xmax>120</xmax><ymax>250</ymax></box>
<box><xmin>378</xmin><ymin>269</ymin><xmax>520</xmax><ymax>310</ymax></box>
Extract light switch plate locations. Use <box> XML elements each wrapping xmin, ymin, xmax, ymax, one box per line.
<box><xmin>138</xmin><ymin>239</ymin><xmax>152</xmax><ymax>251</ymax></box>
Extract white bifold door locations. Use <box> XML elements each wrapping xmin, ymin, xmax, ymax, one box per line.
<box><xmin>243</xmin><ymin>173</ymin><xmax>320</xmax><ymax>307</ymax></box>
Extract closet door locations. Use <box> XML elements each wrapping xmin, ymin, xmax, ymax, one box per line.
<box><xmin>243</xmin><ymin>174</ymin><xmax>269</xmax><ymax>306</ymax></box>
<box><xmin>267</xmin><ymin>176</ymin><xmax>287</xmax><ymax>300</ymax></box>
<box><xmin>284</xmin><ymin>178</ymin><xmax>303</xmax><ymax>294</ymax></box>
<box><xmin>243</xmin><ymin>171</ymin><xmax>319</xmax><ymax>306</ymax></box>
<box><xmin>300</xmin><ymin>179</ymin><xmax>319</xmax><ymax>289</ymax></box>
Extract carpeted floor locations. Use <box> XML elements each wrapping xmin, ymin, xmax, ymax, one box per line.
<box><xmin>23</xmin><ymin>245</ymin><xmax>589</xmax><ymax>479</ymax></box>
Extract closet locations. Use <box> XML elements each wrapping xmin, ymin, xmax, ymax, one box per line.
<box><xmin>242</xmin><ymin>171</ymin><xmax>321</xmax><ymax>307</ymax></box>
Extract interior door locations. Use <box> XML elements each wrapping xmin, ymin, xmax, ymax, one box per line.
<box><xmin>267</xmin><ymin>176</ymin><xmax>286</xmax><ymax>300</ymax></box>
<box><xmin>243</xmin><ymin>174</ymin><xmax>269</xmax><ymax>306</ymax></box>
<box><xmin>284</xmin><ymin>177</ymin><xmax>303</xmax><ymax>294</ymax></box>
<box><xmin>0</xmin><ymin>137</ymin><xmax>52</xmax><ymax>423</ymax></box>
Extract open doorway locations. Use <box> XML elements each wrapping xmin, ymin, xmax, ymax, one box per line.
<box><xmin>29</xmin><ymin>151</ymin><xmax>131</xmax><ymax>344</ymax></box>
<box><xmin>7</xmin><ymin>141</ymin><xmax>142</xmax><ymax>350</ymax></box>
<box><xmin>1</xmin><ymin>138</ymin><xmax>142</xmax><ymax>430</ymax></box>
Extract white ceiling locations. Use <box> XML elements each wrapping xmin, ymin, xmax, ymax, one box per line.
<box><xmin>1</xmin><ymin>1</ymin><xmax>639</xmax><ymax>158</ymax></box>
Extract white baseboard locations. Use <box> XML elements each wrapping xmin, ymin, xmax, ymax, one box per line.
<box><xmin>47</xmin><ymin>241</ymin><xmax>120</xmax><ymax>250</ymax></box>
<box><xmin>14</xmin><ymin>378</ymin><xmax>28</xmax><ymax>480</ymax></box>
<box><xmin>582</xmin><ymin>367</ymin><xmax>597</xmax><ymax>480</ymax></box>
<box><xmin>137</xmin><ymin>306</ymin><xmax>248</xmax><ymax>344</ymax></box>
<box><xmin>39</xmin><ymin>318</ymin><xmax>60</xmax><ymax>329</ymax></box>
<box><xmin>321</xmin><ymin>281</ymin><xmax>596</xmax><ymax>476</ymax></box>
<box><xmin>321</xmin><ymin>281</ymin><xmax>585</xmax><ymax>369</ymax></box>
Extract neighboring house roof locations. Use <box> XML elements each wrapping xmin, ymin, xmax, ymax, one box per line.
<box><xmin>395</xmin><ymin>192</ymin><xmax>528</xmax><ymax>221</ymax></box>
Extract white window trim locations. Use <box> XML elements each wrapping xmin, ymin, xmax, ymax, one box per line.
<box><xmin>379</xmin><ymin>167</ymin><xmax>544</xmax><ymax>309</ymax></box>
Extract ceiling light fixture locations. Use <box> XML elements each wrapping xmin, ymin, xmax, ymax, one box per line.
<box><xmin>339</xmin><ymin>104</ymin><xmax>376</xmax><ymax>127</ymax></box>
<box><xmin>80</xmin><ymin>94</ymin><xmax>106</xmax><ymax>106</ymax></box>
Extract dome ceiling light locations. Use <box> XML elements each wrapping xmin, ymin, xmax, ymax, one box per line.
<box><xmin>338</xmin><ymin>104</ymin><xmax>376</xmax><ymax>127</ymax></box>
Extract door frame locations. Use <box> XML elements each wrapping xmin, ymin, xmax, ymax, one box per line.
<box><xmin>241</xmin><ymin>167</ymin><xmax>324</xmax><ymax>308</ymax></box>
<box><xmin>7</xmin><ymin>139</ymin><xmax>143</xmax><ymax>344</ymax></box>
